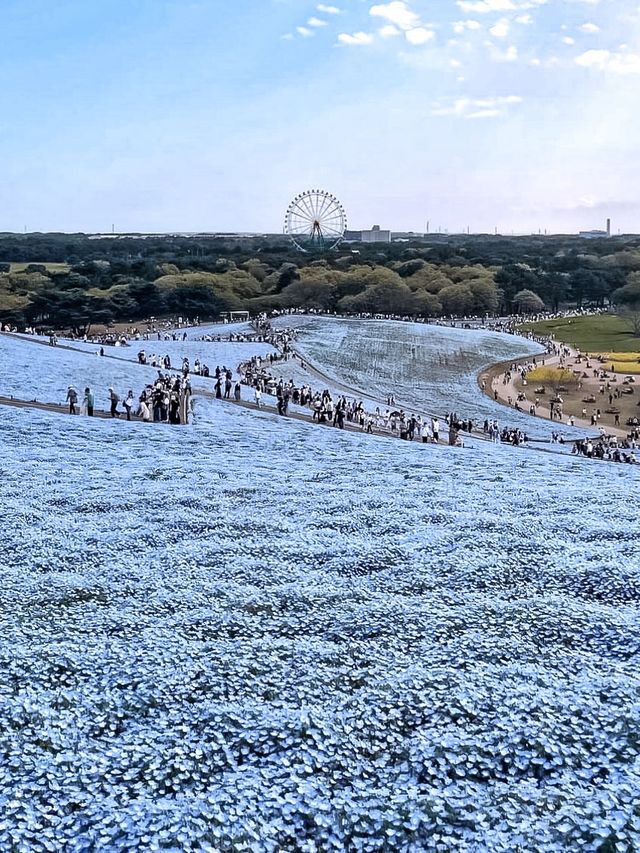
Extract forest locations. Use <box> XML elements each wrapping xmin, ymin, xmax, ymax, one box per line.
<box><xmin>1</xmin><ymin>231</ymin><xmax>640</xmax><ymax>332</ymax></box>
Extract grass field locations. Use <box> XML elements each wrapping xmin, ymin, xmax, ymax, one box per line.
<box><xmin>8</xmin><ymin>262</ymin><xmax>70</xmax><ymax>273</ymax></box>
<box><xmin>519</xmin><ymin>314</ymin><xmax>640</xmax><ymax>353</ymax></box>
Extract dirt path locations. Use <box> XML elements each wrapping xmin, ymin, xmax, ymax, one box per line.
<box><xmin>0</xmin><ymin>390</ymin><xmax>457</xmax><ymax>450</ymax></box>
<box><xmin>0</xmin><ymin>396</ymin><xmax>140</xmax><ymax>421</ymax></box>
<box><xmin>0</xmin><ymin>330</ymin><xmax>593</xmax><ymax>459</ymax></box>
<box><xmin>3</xmin><ymin>331</ymin><xmax>492</xmax><ymax>446</ymax></box>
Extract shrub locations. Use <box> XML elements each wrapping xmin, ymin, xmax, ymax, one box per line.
<box><xmin>608</xmin><ymin>361</ymin><xmax>640</xmax><ymax>375</ymax></box>
<box><xmin>598</xmin><ymin>352</ymin><xmax>640</xmax><ymax>362</ymax></box>
<box><xmin>526</xmin><ymin>367</ymin><xmax>579</xmax><ymax>391</ymax></box>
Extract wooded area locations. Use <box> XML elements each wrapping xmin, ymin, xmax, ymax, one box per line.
<box><xmin>1</xmin><ymin>232</ymin><xmax>640</xmax><ymax>333</ymax></box>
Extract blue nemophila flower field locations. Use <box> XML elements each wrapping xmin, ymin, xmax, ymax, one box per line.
<box><xmin>279</xmin><ymin>316</ymin><xmax>591</xmax><ymax>441</ymax></box>
<box><xmin>0</xmin><ymin>325</ymin><xmax>639</xmax><ymax>852</ymax></box>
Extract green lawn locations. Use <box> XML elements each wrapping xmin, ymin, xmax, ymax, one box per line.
<box><xmin>8</xmin><ymin>262</ymin><xmax>70</xmax><ymax>273</ymax></box>
<box><xmin>518</xmin><ymin>314</ymin><xmax>640</xmax><ymax>354</ymax></box>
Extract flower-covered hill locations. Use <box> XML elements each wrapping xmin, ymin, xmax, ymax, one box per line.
<box><xmin>279</xmin><ymin>316</ymin><xmax>586</xmax><ymax>441</ymax></box>
<box><xmin>0</xmin><ymin>331</ymin><xmax>639</xmax><ymax>851</ymax></box>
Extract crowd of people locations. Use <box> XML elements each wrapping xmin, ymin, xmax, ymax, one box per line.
<box><xmin>573</xmin><ymin>436</ymin><xmax>638</xmax><ymax>463</ymax></box>
<box><xmin>237</xmin><ymin>324</ymin><xmax>494</xmax><ymax>447</ymax></box>
<box><xmin>6</xmin><ymin>309</ymin><xmax>635</xmax><ymax>465</ymax></box>
<box><xmin>64</xmin><ymin>373</ymin><xmax>193</xmax><ymax>424</ymax></box>
<box><xmin>490</xmin><ymin>332</ymin><xmax>640</xmax><ymax>463</ymax></box>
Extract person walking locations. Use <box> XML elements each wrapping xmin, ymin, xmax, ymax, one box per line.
<box><xmin>123</xmin><ymin>390</ymin><xmax>134</xmax><ymax>421</ymax></box>
<box><xmin>254</xmin><ymin>387</ymin><xmax>262</xmax><ymax>408</ymax></box>
<box><xmin>66</xmin><ymin>386</ymin><xmax>78</xmax><ymax>415</ymax></box>
<box><xmin>84</xmin><ymin>387</ymin><xmax>94</xmax><ymax>417</ymax></box>
<box><xmin>432</xmin><ymin>417</ymin><xmax>440</xmax><ymax>443</ymax></box>
<box><xmin>234</xmin><ymin>382</ymin><xmax>241</xmax><ymax>401</ymax></box>
<box><xmin>108</xmin><ymin>387</ymin><xmax>120</xmax><ymax>418</ymax></box>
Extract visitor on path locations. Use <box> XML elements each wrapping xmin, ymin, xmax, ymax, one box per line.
<box><xmin>254</xmin><ymin>387</ymin><xmax>262</xmax><ymax>408</ymax></box>
<box><xmin>139</xmin><ymin>397</ymin><xmax>151</xmax><ymax>422</ymax></box>
<box><xmin>84</xmin><ymin>387</ymin><xmax>94</xmax><ymax>417</ymax></box>
<box><xmin>234</xmin><ymin>382</ymin><xmax>241</xmax><ymax>401</ymax></box>
<box><xmin>66</xmin><ymin>386</ymin><xmax>78</xmax><ymax>415</ymax></box>
<box><xmin>123</xmin><ymin>390</ymin><xmax>134</xmax><ymax>421</ymax></box>
<box><xmin>432</xmin><ymin>417</ymin><xmax>440</xmax><ymax>443</ymax></box>
<box><xmin>109</xmin><ymin>387</ymin><xmax>120</xmax><ymax>418</ymax></box>
<box><xmin>168</xmin><ymin>392</ymin><xmax>181</xmax><ymax>424</ymax></box>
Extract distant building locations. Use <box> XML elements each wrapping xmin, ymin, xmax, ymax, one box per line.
<box><xmin>391</xmin><ymin>231</ymin><xmax>423</xmax><ymax>241</ymax></box>
<box><xmin>579</xmin><ymin>219</ymin><xmax>611</xmax><ymax>239</ymax></box>
<box><xmin>578</xmin><ymin>230</ymin><xmax>609</xmax><ymax>239</ymax></box>
<box><xmin>343</xmin><ymin>224</ymin><xmax>391</xmax><ymax>243</ymax></box>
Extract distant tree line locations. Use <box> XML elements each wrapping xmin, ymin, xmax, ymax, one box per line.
<box><xmin>1</xmin><ymin>232</ymin><xmax>640</xmax><ymax>332</ymax></box>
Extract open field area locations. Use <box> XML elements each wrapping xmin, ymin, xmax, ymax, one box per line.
<box><xmin>519</xmin><ymin>314</ymin><xmax>640</xmax><ymax>354</ymax></box>
<box><xmin>1</xmin><ymin>321</ymin><xmax>639</xmax><ymax>851</ymax></box>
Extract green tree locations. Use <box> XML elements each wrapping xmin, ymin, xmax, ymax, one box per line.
<box><xmin>468</xmin><ymin>279</ymin><xmax>499</xmax><ymax>314</ymax></box>
<box><xmin>438</xmin><ymin>284</ymin><xmax>475</xmax><ymax>316</ymax></box>
<box><xmin>495</xmin><ymin>264</ymin><xmax>543</xmax><ymax>311</ymax></box>
<box><xmin>338</xmin><ymin>279</ymin><xmax>419</xmax><ymax>315</ymax></box>
<box><xmin>280</xmin><ymin>277</ymin><xmax>336</xmax><ymax>311</ymax></box>
<box><xmin>513</xmin><ymin>289</ymin><xmax>545</xmax><ymax>314</ymax></box>
<box><xmin>612</xmin><ymin>276</ymin><xmax>640</xmax><ymax>336</ymax></box>
<box><xmin>407</xmin><ymin>264</ymin><xmax>452</xmax><ymax>294</ymax></box>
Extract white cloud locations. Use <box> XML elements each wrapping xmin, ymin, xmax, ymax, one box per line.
<box><xmin>453</xmin><ymin>19</ymin><xmax>482</xmax><ymax>33</ymax></box>
<box><xmin>575</xmin><ymin>49</ymin><xmax>640</xmax><ymax>74</ymax></box>
<box><xmin>337</xmin><ymin>31</ymin><xmax>375</xmax><ymax>45</ymax></box>
<box><xmin>562</xmin><ymin>36</ymin><xmax>575</xmax><ymax>44</ymax></box>
<box><xmin>432</xmin><ymin>94</ymin><xmax>523</xmax><ymax>118</ymax></box>
<box><xmin>370</xmin><ymin>1</ymin><xmax>419</xmax><ymax>30</ymax></box>
<box><xmin>489</xmin><ymin>18</ymin><xmax>510</xmax><ymax>37</ymax></box>
<box><xmin>307</xmin><ymin>17</ymin><xmax>327</xmax><ymax>27</ymax></box>
<box><xmin>317</xmin><ymin>4</ymin><xmax>341</xmax><ymax>13</ymax></box>
<box><xmin>468</xmin><ymin>109</ymin><xmax>503</xmax><ymax>117</ymax></box>
<box><xmin>515</xmin><ymin>13</ymin><xmax>533</xmax><ymax>24</ymax></box>
<box><xmin>379</xmin><ymin>24</ymin><xmax>401</xmax><ymax>37</ymax></box>
<box><xmin>580</xmin><ymin>22</ymin><xmax>600</xmax><ymax>33</ymax></box>
<box><xmin>296</xmin><ymin>26</ymin><xmax>313</xmax><ymax>37</ymax></box>
<box><xmin>486</xmin><ymin>41</ymin><xmax>518</xmax><ymax>61</ymax></box>
<box><xmin>405</xmin><ymin>26</ymin><xmax>435</xmax><ymax>44</ymax></box>
<box><xmin>282</xmin><ymin>32</ymin><xmax>294</xmax><ymax>40</ymax></box>
<box><xmin>457</xmin><ymin>0</ymin><xmax>546</xmax><ymax>13</ymax></box>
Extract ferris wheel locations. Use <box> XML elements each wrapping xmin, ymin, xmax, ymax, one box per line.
<box><xmin>284</xmin><ymin>190</ymin><xmax>347</xmax><ymax>252</ymax></box>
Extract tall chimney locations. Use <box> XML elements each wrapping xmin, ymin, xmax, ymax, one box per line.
<box><xmin>606</xmin><ymin>218</ymin><xmax>611</xmax><ymax>237</ymax></box>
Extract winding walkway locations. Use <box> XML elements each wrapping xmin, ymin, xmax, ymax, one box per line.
<box><xmin>0</xmin><ymin>330</ymin><xmax>601</xmax><ymax>460</ymax></box>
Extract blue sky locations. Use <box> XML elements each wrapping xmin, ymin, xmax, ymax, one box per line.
<box><xmin>0</xmin><ymin>0</ymin><xmax>638</xmax><ymax>234</ymax></box>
